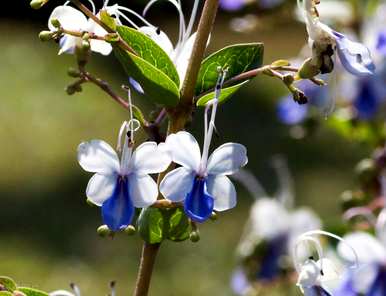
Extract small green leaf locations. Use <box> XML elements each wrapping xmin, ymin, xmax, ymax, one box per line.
<box><xmin>116</xmin><ymin>26</ymin><xmax>180</xmax><ymax>86</ymax></box>
<box><xmin>17</xmin><ymin>288</ymin><xmax>49</xmax><ymax>296</ymax></box>
<box><xmin>167</xmin><ymin>208</ymin><xmax>191</xmax><ymax>242</ymax></box>
<box><xmin>100</xmin><ymin>10</ymin><xmax>116</xmax><ymax>31</ymax></box>
<box><xmin>137</xmin><ymin>208</ymin><xmax>165</xmax><ymax>244</ymax></box>
<box><xmin>0</xmin><ymin>291</ymin><xmax>13</xmax><ymax>296</ymax></box>
<box><xmin>114</xmin><ymin>48</ymin><xmax>180</xmax><ymax>106</ymax></box>
<box><xmin>195</xmin><ymin>43</ymin><xmax>264</xmax><ymax>95</ymax></box>
<box><xmin>196</xmin><ymin>81</ymin><xmax>249</xmax><ymax>107</ymax></box>
<box><xmin>271</xmin><ymin>59</ymin><xmax>290</xmax><ymax>67</ymax></box>
<box><xmin>0</xmin><ymin>276</ymin><xmax>17</xmax><ymax>292</ymax></box>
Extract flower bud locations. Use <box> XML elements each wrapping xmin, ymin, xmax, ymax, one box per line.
<box><xmin>283</xmin><ymin>74</ymin><xmax>294</xmax><ymax>86</ymax></box>
<box><xmin>190</xmin><ymin>230</ymin><xmax>200</xmax><ymax>243</ymax></box>
<box><xmin>97</xmin><ymin>225</ymin><xmax>113</xmax><ymax>237</ymax></box>
<box><xmin>86</xmin><ymin>198</ymin><xmax>96</xmax><ymax>207</ymax></box>
<box><xmin>124</xmin><ymin>225</ymin><xmax>136</xmax><ymax>235</ymax></box>
<box><xmin>297</xmin><ymin>58</ymin><xmax>320</xmax><ymax>79</ymax></box>
<box><xmin>105</xmin><ymin>33</ymin><xmax>120</xmax><ymax>43</ymax></box>
<box><xmin>81</xmin><ymin>40</ymin><xmax>90</xmax><ymax>51</ymax></box>
<box><xmin>50</xmin><ymin>18</ymin><xmax>61</xmax><ymax>29</ymax></box>
<box><xmin>38</xmin><ymin>31</ymin><xmax>54</xmax><ymax>42</ymax></box>
<box><xmin>68</xmin><ymin>68</ymin><xmax>81</xmax><ymax>78</ymax></box>
<box><xmin>209</xmin><ymin>212</ymin><xmax>218</xmax><ymax>221</ymax></box>
<box><xmin>30</xmin><ymin>0</ymin><xmax>49</xmax><ymax>9</ymax></box>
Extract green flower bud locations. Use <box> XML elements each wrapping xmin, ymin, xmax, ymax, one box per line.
<box><xmin>283</xmin><ymin>74</ymin><xmax>294</xmax><ymax>86</ymax></box>
<box><xmin>67</xmin><ymin>68</ymin><xmax>81</xmax><ymax>78</ymax></box>
<box><xmin>209</xmin><ymin>212</ymin><xmax>218</xmax><ymax>221</ymax></box>
<box><xmin>190</xmin><ymin>230</ymin><xmax>200</xmax><ymax>243</ymax></box>
<box><xmin>105</xmin><ymin>33</ymin><xmax>120</xmax><ymax>43</ymax></box>
<box><xmin>81</xmin><ymin>40</ymin><xmax>90</xmax><ymax>51</ymax></box>
<box><xmin>38</xmin><ymin>31</ymin><xmax>54</xmax><ymax>42</ymax></box>
<box><xmin>124</xmin><ymin>225</ymin><xmax>136</xmax><ymax>235</ymax></box>
<box><xmin>30</xmin><ymin>0</ymin><xmax>49</xmax><ymax>9</ymax></box>
<box><xmin>97</xmin><ymin>225</ymin><xmax>113</xmax><ymax>237</ymax></box>
<box><xmin>297</xmin><ymin>58</ymin><xmax>320</xmax><ymax>79</ymax></box>
<box><xmin>86</xmin><ymin>198</ymin><xmax>96</xmax><ymax>207</ymax></box>
<box><xmin>50</xmin><ymin>18</ymin><xmax>61</xmax><ymax>28</ymax></box>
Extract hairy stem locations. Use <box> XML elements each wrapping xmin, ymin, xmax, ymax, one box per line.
<box><xmin>132</xmin><ymin>243</ymin><xmax>161</xmax><ymax>296</ymax></box>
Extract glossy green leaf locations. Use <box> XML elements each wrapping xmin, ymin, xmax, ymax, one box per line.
<box><xmin>196</xmin><ymin>81</ymin><xmax>249</xmax><ymax>107</ymax></box>
<box><xmin>195</xmin><ymin>43</ymin><xmax>264</xmax><ymax>95</ymax></box>
<box><xmin>114</xmin><ymin>48</ymin><xmax>180</xmax><ymax>106</ymax></box>
<box><xmin>0</xmin><ymin>276</ymin><xmax>17</xmax><ymax>292</ymax></box>
<box><xmin>116</xmin><ymin>26</ymin><xmax>180</xmax><ymax>86</ymax></box>
<box><xmin>137</xmin><ymin>208</ymin><xmax>165</xmax><ymax>244</ymax></box>
<box><xmin>18</xmin><ymin>287</ymin><xmax>49</xmax><ymax>296</ymax></box>
<box><xmin>167</xmin><ymin>208</ymin><xmax>191</xmax><ymax>242</ymax></box>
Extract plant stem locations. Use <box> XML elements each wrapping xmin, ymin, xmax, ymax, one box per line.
<box><xmin>133</xmin><ymin>1</ymin><xmax>219</xmax><ymax>295</ymax></box>
<box><xmin>132</xmin><ymin>243</ymin><xmax>161</xmax><ymax>296</ymax></box>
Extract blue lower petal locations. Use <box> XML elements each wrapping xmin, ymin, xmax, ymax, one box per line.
<box><xmin>184</xmin><ymin>177</ymin><xmax>214</xmax><ymax>223</ymax></box>
<box><xmin>334</xmin><ymin>273</ymin><xmax>357</xmax><ymax>296</ymax></box>
<box><xmin>368</xmin><ymin>267</ymin><xmax>386</xmax><ymax>296</ymax></box>
<box><xmin>102</xmin><ymin>176</ymin><xmax>134</xmax><ymax>232</ymax></box>
<box><xmin>258</xmin><ymin>235</ymin><xmax>287</xmax><ymax>280</ymax></box>
<box><xmin>354</xmin><ymin>80</ymin><xmax>378</xmax><ymax>120</ymax></box>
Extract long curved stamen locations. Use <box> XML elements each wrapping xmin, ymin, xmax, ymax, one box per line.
<box><xmin>293</xmin><ymin>235</ymin><xmax>324</xmax><ymax>273</ymax></box>
<box><xmin>272</xmin><ymin>155</ymin><xmax>294</xmax><ymax>209</ymax></box>
<box><xmin>299</xmin><ymin>230</ymin><xmax>359</xmax><ymax>269</ymax></box>
<box><xmin>184</xmin><ymin>0</ymin><xmax>199</xmax><ymax>43</ymax></box>
<box><xmin>143</xmin><ymin>0</ymin><xmax>186</xmax><ymax>53</ymax></box>
<box><xmin>199</xmin><ymin>69</ymin><xmax>227</xmax><ymax>175</ymax></box>
<box><xmin>113</xmin><ymin>6</ymin><xmax>156</xmax><ymax>29</ymax></box>
<box><xmin>70</xmin><ymin>283</ymin><xmax>81</xmax><ymax>296</ymax></box>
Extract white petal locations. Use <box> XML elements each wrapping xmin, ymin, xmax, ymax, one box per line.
<box><xmin>130</xmin><ymin>142</ymin><xmax>171</xmax><ymax>175</ymax></box>
<box><xmin>207</xmin><ymin>143</ymin><xmax>248</xmax><ymax>176</ymax></box>
<box><xmin>165</xmin><ymin>131</ymin><xmax>201</xmax><ymax>172</ymax></box>
<box><xmin>128</xmin><ymin>174</ymin><xmax>158</xmax><ymax>208</ymax></box>
<box><xmin>77</xmin><ymin>140</ymin><xmax>120</xmax><ymax>174</ymax></box>
<box><xmin>159</xmin><ymin>167</ymin><xmax>195</xmax><ymax>202</ymax></box>
<box><xmin>87</xmin><ymin>18</ymin><xmax>112</xmax><ymax>56</ymax></box>
<box><xmin>50</xmin><ymin>291</ymin><xmax>75</xmax><ymax>296</ymax></box>
<box><xmin>249</xmin><ymin>198</ymin><xmax>290</xmax><ymax>240</ymax></box>
<box><xmin>175</xmin><ymin>32</ymin><xmax>197</xmax><ymax>85</ymax></box>
<box><xmin>207</xmin><ymin>175</ymin><xmax>237</xmax><ymax>211</ymax></box>
<box><xmin>48</xmin><ymin>6</ymin><xmax>88</xmax><ymax>31</ymax></box>
<box><xmin>58</xmin><ymin>35</ymin><xmax>79</xmax><ymax>55</ymax></box>
<box><xmin>138</xmin><ymin>26</ymin><xmax>174</xmax><ymax>56</ymax></box>
<box><xmin>350</xmin><ymin>263</ymin><xmax>379</xmax><ymax>293</ymax></box>
<box><xmin>86</xmin><ymin>173</ymin><xmax>116</xmax><ymax>206</ymax></box>
<box><xmin>338</xmin><ymin>232</ymin><xmax>386</xmax><ymax>264</ymax></box>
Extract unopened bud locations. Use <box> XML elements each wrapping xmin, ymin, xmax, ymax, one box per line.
<box><xmin>86</xmin><ymin>198</ymin><xmax>96</xmax><ymax>207</ymax></box>
<box><xmin>97</xmin><ymin>225</ymin><xmax>113</xmax><ymax>237</ymax></box>
<box><xmin>210</xmin><ymin>212</ymin><xmax>218</xmax><ymax>221</ymax></box>
<box><xmin>124</xmin><ymin>225</ymin><xmax>136</xmax><ymax>235</ymax></box>
<box><xmin>30</xmin><ymin>0</ymin><xmax>49</xmax><ymax>9</ymax></box>
<box><xmin>81</xmin><ymin>40</ymin><xmax>90</xmax><ymax>51</ymax></box>
<box><xmin>290</xmin><ymin>86</ymin><xmax>308</xmax><ymax>105</ymax></box>
<box><xmin>297</xmin><ymin>58</ymin><xmax>320</xmax><ymax>79</ymax></box>
<box><xmin>50</xmin><ymin>18</ymin><xmax>61</xmax><ymax>28</ymax></box>
<box><xmin>105</xmin><ymin>33</ymin><xmax>119</xmax><ymax>43</ymax></box>
<box><xmin>68</xmin><ymin>67</ymin><xmax>81</xmax><ymax>78</ymax></box>
<box><xmin>65</xmin><ymin>84</ymin><xmax>82</xmax><ymax>95</ymax></box>
<box><xmin>283</xmin><ymin>74</ymin><xmax>294</xmax><ymax>86</ymax></box>
<box><xmin>38</xmin><ymin>31</ymin><xmax>54</xmax><ymax>42</ymax></box>
<box><xmin>190</xmin><ymin>230</ymin><xmax>200</xmax><ymax>243</ymax></box>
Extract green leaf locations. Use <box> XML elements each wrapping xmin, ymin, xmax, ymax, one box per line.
<box><xmin>0</xmin><ymin>292</ymin><xmax>13</xmax><ymax>296</ymax></box>
<box><xmin>116</xmin><ymin>26</ymin><xmax>180</xmax><ymax>86</ymax></box>
<box><xmin>114</xmin><ymin>48</ymin><xmax>180</xmax><ymax>106</ymax></box>
<box><xmin>167</xmin><ymin>208</ymin><xmax>191</xmax><ymax>242</ymax></box>
<box><xmin>0</xmin><ymin>276</ymin><xmax>17</xmax><ymax>292</ymax></box>
<box><xmin>137</xmin><ymin>208</ymin><xmax>165</xmax><ymax>244</ymax></box>
<box><xmin>196</xmin><ymin>81</ymin><xmax>249</xmax><ymax>107</ymax></box>
<box><xmin>17</xmin><ymin>288</ymin><xmax>49</xmax><ymax>296</ymax></box>
<box><xmin>195</xmin><ymin>43</ymin><xmax>264</xmax><ymax>95</ymax></box>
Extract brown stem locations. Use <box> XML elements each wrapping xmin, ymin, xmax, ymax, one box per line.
<box><xmin>133</xmin><ymin>243</ymin><xmax>161</xmax><ymax>296</ymax></box>
<box><xmin>69</xmin><ymin>0</ymin><xmax>137</xmax><ymax>54</ymax></box>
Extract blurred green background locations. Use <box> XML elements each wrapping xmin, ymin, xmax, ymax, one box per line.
<box><xmin>0</xmin><ymin>1</ymin><xmax>369</xmax><ymax>295</ymax></box>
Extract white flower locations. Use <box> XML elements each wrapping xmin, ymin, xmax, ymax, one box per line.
<box><xmin>159</xmin><ymin>131</ymin><xmax>247</xmax><ymax>222</ymax></box>
<box><xmin>77</xmin><ymin>121</ymin><xmax>171</xmax><ymax>231</ymax></box>
<box><xmin>48</xmin><ymin>5</ymin><xmax>112</xmax><ymax>55</ymax></box>
<box><xmin>105</xmin><ymin>0</ymin><xmax>202</xmax><ymax>88</ymax></box>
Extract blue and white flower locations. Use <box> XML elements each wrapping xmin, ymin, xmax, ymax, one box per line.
<box><xmin>299</xmin><ymin>0</ymin><xmax>375</xmax><ymax>77</ymax></box>
<box><xmin>159</xmin><ymin>130</ymin><xmax>247</xmax><ymax>223</ymax></box>
<box><xmin>77</xmin><ymin>121</ymin><xmax>171</xmax><ymax>231</ymax></box>
<box><xmin>337</xmin><ymin>209</ymin><xmax>386</xmax><ymax>295</ymax></box>
<box><xmin>48</xmin><ymin>3</ymin><xmax>112</xmax><ymax>55</ymax></box>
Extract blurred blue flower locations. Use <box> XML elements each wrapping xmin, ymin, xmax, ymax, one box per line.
<box><xmin>376</xmin><ymin>30</ymin><xmax>386</xmax><ymax>56</ymax></box>
<box><xmin>219</xmin><ymin>0</ymin><xmax>246</xmax><ymax>11</ymax></box>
